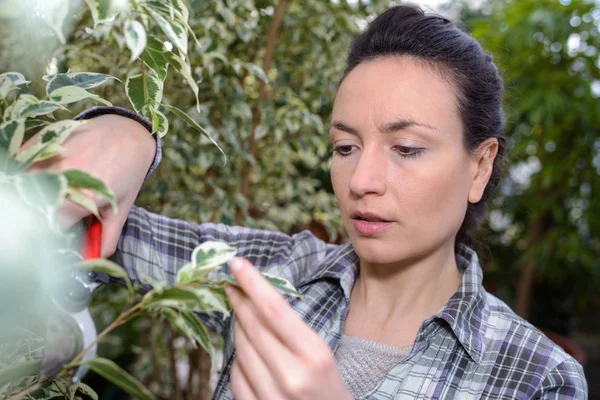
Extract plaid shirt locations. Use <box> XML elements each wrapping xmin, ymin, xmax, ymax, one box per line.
<box><xmin>114</xmin><ymin>205</ymin><xmax>587</xmax><ymax>399</ymax></box>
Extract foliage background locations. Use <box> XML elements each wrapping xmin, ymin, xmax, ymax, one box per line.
<box><xmin>1</xmin><ymin>0</ymin><xmax>599</xmax><ymax>398</ymax></box>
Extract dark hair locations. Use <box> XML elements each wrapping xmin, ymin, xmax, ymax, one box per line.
<box><xmin>343</xmin><ymin>5</ymin><xmax>506</xmax><ymax>251</ymax></box>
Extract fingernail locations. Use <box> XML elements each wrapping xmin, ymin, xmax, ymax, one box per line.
<box><xmin>229</xmin><ymin>258</ymin><xmax>244</xmax><ymax>272</ymax></box>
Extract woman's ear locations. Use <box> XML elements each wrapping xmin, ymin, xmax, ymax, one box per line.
<box><xmin>468</xmin><ymin>138</ymin><xmax>499</xmax><ymax>203</ymax></box>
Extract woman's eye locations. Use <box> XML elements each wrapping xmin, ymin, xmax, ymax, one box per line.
<box><xmin>394</xmin><ymin>145</ymin><xmax>423</xmax><ymax>158</ymax></box>
<box><xmin>333</xmin><ymin>145</ymin><xmax>356</xmax><ymax>156</ymax></box>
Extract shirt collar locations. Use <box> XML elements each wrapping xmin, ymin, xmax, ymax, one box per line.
<box><xmin>298</xmin><ymin>244</ymin><xmax>488</xmax><ymax>363</ymax></box>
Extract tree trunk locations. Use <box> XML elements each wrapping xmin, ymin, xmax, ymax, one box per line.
<box><xmin>237</xmin><ymin>0</ymin><xmax>290</xmax><ymax>225</ymax></box>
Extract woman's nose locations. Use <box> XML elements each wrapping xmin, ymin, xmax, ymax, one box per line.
<box><xmin>348</xmin><ymin>150</ymin><xmax>387</xmax><ymax>197</ymax></box>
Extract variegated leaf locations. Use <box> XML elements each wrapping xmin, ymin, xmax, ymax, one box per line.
<box><xmin>169</xmin><ymin>53</ymin><xmax>199</xmax><ymax>110</ymax></box>
<box><xmin>63</xmin><ymin>169</ymin><xmax>117</xmax><ymax>211</ymax></box>
<box><xmin>145</xmin><ymin>6</ymin><xmax>188</xmax><ymax>54</ymax></box>
<box><xmin>16</xmin><ymin>120</ymin><xmax>85</xmax><ymax>165</ymax></box>
<box><xmin>124</xmin><ymin>19</ymin><xmax>147</xmax><ymax>63</ymax></box>
<box><xmin>49</xmin><ymin>86</ymin><xmax>112</xmax><ymax>106</ymax></box>
<box><xmin>125</xmin><ymin>73</ymin><xmax>163</xmax><ymax>114</ymax></box>
<box><xmin>44</xmin><ymin>72</ymin><xmax>118</xmax><ymax>95</ymax></box>
<box><xmin>0</xmin><ymin>119</ymin><xmax>25</xmax><ymax>156</ymax></box>
<box><xmin>142</xmin><ymin>36</ymin><xmax>170</xmax><ymax>82</ymax></box>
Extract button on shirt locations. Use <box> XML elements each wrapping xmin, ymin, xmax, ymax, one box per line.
<box><xmin>113</xmin><ymin>206</ymin><xmax>587</xmax><ymax>399</ymax></box>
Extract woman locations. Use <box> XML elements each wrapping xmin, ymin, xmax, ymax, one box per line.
<box><xmin>44</xmin><ymin>5</ymin><xmax>587</xmax><ymax>399</ymax></box>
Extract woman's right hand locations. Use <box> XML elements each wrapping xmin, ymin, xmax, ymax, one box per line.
<box><xmin>28</xmin><ymin>114</ymin><xmax>156</xmax><ymax>257</ymax></box>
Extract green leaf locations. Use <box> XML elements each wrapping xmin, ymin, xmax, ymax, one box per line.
<box><xmin>0</xmin><ymin>359</ymin><xmax>41</xmax><ymax>387</ymax></box>
<box><xmin>69</xmin><ymin>381</ymin><xmax>98</xmax><ymax>400</ymax></box>
<box><xmin>0</xmin><ymin>72</ymin><xmax>29</xmax><ymax>98</ymax></box>
<box><xmin>141</xmin><ymin>286</ymin><xmax>204</xmax><ymax>310</ymax></box>
<box><xmin>180</xmin><ymin>311</ymin><xmax>213</xmax><ymax>356</ymax></box>
<box><xmin>144</xmin><ymin>6</ymin><xmax>188</xmax><ymax>54</ymax></box>
<box><xmin>177</xmin><ymin>241</ymin><xmax>236</xmax><ymax>284</ymax></box>
<box><xmin>16</xmin><ymin>120</ymin><xmax>85</xmax><ymax>165</ymax></box>
<box><xmin>195</xmin><ymin>286</ymin><xmax>231</xmax><ymax>317</ymax></box>
<box><xmin>164</xmin><ymin>105</ymin><xmax>226</xmax><ymax>163</ymax></box>
<box><xmin>9</xmin><ymin>95</ymin><xmax>64</xmax><ymax>119</ymax></box>
<box><xmin>154</xmin><ymin>108</ymin><xmax>169</xmax><ymax>137</ymax></box>
<box><xmin>49</xmin><ymin>86</ymin><xmax>112</xmax><ymax>106</ymax></box>
<box><xmin>142</xmin><ymin>36</ymin><xmax>170</xmax><ymax>82</ymax></box>
<box><xmin>14</xmin><ymin>172</ymin><xmax>68</xmax><ymax>212</ymax></box>
<box><xmin>63</xmin><ymin>169</ymin><xmax>117</xmax><ymax>211</ymax></box>
<box><xmin>0</xmin><ymin>119</ymin><xmax>25</xmax><ymax>156</ymax></box>
<box><xmin>44</xmin><ymin>72</ymin><xmax>118</xmax><ymax>95</ymax></box>
<box><xmin>65</xmin><ymin>187</ymin><xmax>99</xmax><ymax>218</ymax></box>
<box><xmin>80</xmin><ymin>258</ymin><xmax>133</xmax><ymax>295</ymax></box>
<box><xmin>125</xmin><ymin>19</ymin><xmax>147</xmax><ymax>63</ymax></box>
<box><xmin>168</xmin><ymin>53</ymin><xmax>199</xmax><ymax>111</ymax></box>
<box><xmin>262</xmin><ymin>272</ymin><xmax>302</xmax><ymax>298</ymax></box>
<box><xmin>244</xmin><ymin>62</ymin><xmax>268</xmax><ymax>83</ymax></box>
<box><xmin>159</xmin><ymin>309</ymin><xmax>214</xmax><ymax>357</ymax></box>
<box><xmin>125</xmin><ymin>73</ymin><xmax>163</xmax><ymax>114</ymax></box>
<box><xmin>84</xmin><ymin>0</ymin><xmax>126</xmax><ymax>26</ymax></box>
<box><xmin>75</xmin><ymin>358</ymin><xmax>155</xmax><ymax>400</ymax></box>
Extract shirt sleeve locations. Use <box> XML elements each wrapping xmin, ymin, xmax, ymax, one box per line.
<box><xmin>73</xmin><ymin>106</ymin><xmax>161</xmax><ymax>180</ymax></box>
<box><xmin>534</xmin><ymin>358</ymin><xmax>588</xmax><ymax>399</ymax></box>
<box><xmin>111</xmin><ymin>205</ymin><xmax>332</xmax><ymax>336</ymax></box>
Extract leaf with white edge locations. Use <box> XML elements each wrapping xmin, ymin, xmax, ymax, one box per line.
<box><xmin>169</xmin><ymin>0</ymin><xmax>189</xmax><ymax>23</ymax></box>
<box><xmin>49</xmin><ymin>86</ymin><xmax>112</xmax><ymax>106</ymax></box>
<box><xmin>73</xmin><ymin>358</ymin><xmax>155</xmax><ymax>400</ymax></box>
<box><xmin>124</xmin><ymin>19</ymin><xmax>147</xmax><ymax>63</ymax></box>
<box><xmin>177</xmin><ymin>262</ymin><xmax>223</xmax><ymax>285</ymax></box>
<box><xmin>33</xmin><ymin>143</ymin><xmax>65</xmax><ymax>162</ymax></box>
<box><xmin>7</xmin><ymin>94</ymin><xmax>37</xmax><ymax>119</ymax></box>
<box><xmin>14</xmin><ymin>172</ymin><xmax>67</xmax><ymax>212</ymax></box>
<box><xmin>0</xmin><ymin>119</ymin><xmax>25</xmax><ymax>156</ymax></box>
<box><xmin>195</xmin><ymin>286</ymin><xmax>231</xmax><ymax>317</ymax></box>
<box><xmin>159</xmin><ymin>309</ymin><xmax>214</xmax><ymax>357</ymax></box>
<box><xmin>262</xmin><ymin>272</ymin><xmax>302</xmax><ymax>298</ymax></box>
<box><xmin>168</xmin><ymin>53</ymin><xmax>199</xmax><ymax>110</ymax></box>
<box><xmin>25</xmin><ymin>119</ymin><xmax>50</xmax><ymax>132</ymax></box>
<box><xmin>84</xmin><ymin>0</ymin><xmax>99</xmax><ymax>25</ymax></box>
<box><xmin>80</xmin><ymin>258</ymin><xmax>133</xmax><ymax>295</ymax></box>
<box><xmin>65</xmin><ymin>187</ymin><xmax>99</xmax><ymax>218</ymax></box>
<box><xmin>154</xmin><ymin>108</ymin><xmax>169</xmax><ymax>137</ymax></box>
<box><xmin>193</xmin><ymin>241</ymin><xmax>237</xmax><ymax>269</ymax></box>
<box><xmin>44</xmin><ymin>72</ymin><xmax>118</xmax><ymax>95</ymax></box>
<box><xmin>180</xmin><ymin>311</ymin><xmax>213</xmax><ymax>357</ymax></box>
<box><xmin>244</xmin><ymin>62</ymin><xmax>268</xmax><ymax>83</ymax></box>
<box><xmin>14</xmin><ymin>100</ymin><xmax>64</xmax><ymax>119</ymax></box>
<box><xmin>16</xmin><ymin>120</ymin><xmax>85</xmax><ymax>165</ymax></box>
<box><xmin>69</xmin><ymin>381</ymin><xmax>98</xmax><ymax>400</ymax></box>
<box><xmin>141</xmin><ymin>286</ymin><xmax>204</xmax><ymax>310</ymax></box>
<box><xmin>125</xmin><ymin>73</ymin><xmax>163</xmax><ymax>114</ymax></box>
<box><xmin>63</xmin><ymin>169</ymin><xmax>117</xmax><ymax>211</ymax></box>
<box><xmin>144</xmin><ymin>6</ymin><xmax>187</xmax><ymax>54</ymax></box>
<box><xmin>142</xmin><ymin>36</ymin><xmax>170</xmax><ymax>82</ymax></box>
<box><xmin>0</xmin><ymin>72</ymin><xmax>30</xmax><ymax>86</ymax></box>
<box><xmin>0</xmin><ymin>72</ymin><xmax>29</xmax><ymax>98</ymax></box>
<box><xmin>164</xmin><ymin>105</ymin><xmax>226</xmax><ymax>163</ymax></box>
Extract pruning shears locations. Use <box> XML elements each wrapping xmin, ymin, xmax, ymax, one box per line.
<box><xmin>41</xmin><ymin>217</ymin><xmax>108</xmax><ymax>383</ymax></box>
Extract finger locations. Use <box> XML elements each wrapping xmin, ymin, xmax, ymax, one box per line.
<box><xmin>227</xmin><ymin>258</ymin><xmax>324</xmax><ymax>355</ymax></box>
<box><xmin>233</xmin><ymin>320</ymin><xmax>284</xmax><ymax>400</ymax></box>
<box><xmin>230</xmin><ymin>360</ymin><xmax>258</xmax><ymax>400</ymax></box>
<box><xmin>227</xmin><ymin>286</ymin><xmax>302</xmax><ymax>386</ymax></box>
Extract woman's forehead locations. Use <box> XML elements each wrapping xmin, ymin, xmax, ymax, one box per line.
<box><xmin>332</xmin><ymin>57</ymin><xmax>462</xmax><ymax>133</ymax></box>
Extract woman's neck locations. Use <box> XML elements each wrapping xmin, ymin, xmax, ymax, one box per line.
<box><xmin>344</xmin><ymin>243</ymin><xmax>462</xmax><ymax>346</ymax></box>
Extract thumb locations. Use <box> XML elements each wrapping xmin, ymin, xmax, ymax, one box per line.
<box><xmin>98</xmin><ymin>206</ymin><xmax>129</xmax><ymax>258</ymax></box>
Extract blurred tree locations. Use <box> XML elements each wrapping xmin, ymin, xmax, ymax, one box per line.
<box><xmin>464</xmin><ymin>0</ymin><xmax>600</xmax><ymax>324</ymax></box>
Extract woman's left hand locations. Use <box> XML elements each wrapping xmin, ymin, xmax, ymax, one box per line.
<box><xmin>224</xmin><ymin>258</ymin><xmax>352</xmax><ymax>400</ymax></box>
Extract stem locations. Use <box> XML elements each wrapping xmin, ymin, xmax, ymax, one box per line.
<box><xmin>167</xmin><ymin>325</ymin><xmax>182</xmax><ymax>400</ymax></box>
<box><xmin>65</xmin><ymin>302</ymin><xmax>143</xmax><ymax>368</ymax></box>
<box><xmin>7</xmin><ymin>378</ymin><xmax>50</xmax><ymax>400</ymax></box>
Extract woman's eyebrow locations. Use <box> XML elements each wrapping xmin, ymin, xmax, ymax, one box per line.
<box><xmin>330</xmin><ymin>118</ymin><xmax>436</xmax><ymax>136</ymax></box>
<box><xmin>380</xmin><ymin>118</ymin><xmax>437</xmax><ymax>133</ymax></box>
<box><xmin>330</xmin><ymin>120</ymin><xmax>359</xmax><ymax>135</ymax></box>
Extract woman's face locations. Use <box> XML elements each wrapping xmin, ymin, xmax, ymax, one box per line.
<box><xmin>330</xmin><ymin>57</ymin><xmax>490</xmax><ymax>265</ymax></box>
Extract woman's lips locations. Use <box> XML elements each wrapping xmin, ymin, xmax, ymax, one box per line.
<box><xmin>353</xmin><ymin>219</ymin><xmax>393</xmax><ymax>235</ymax></box>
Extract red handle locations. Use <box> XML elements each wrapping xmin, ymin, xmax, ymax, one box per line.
<box><xmin>81</xmin><ymin>217</ymin><xmax>102</xmax><ymax>260</ymax></box>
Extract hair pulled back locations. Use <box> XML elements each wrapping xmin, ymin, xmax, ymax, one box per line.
<box><xmin>343</xmin><ymin>5</ymin><xmax>506</xmax><ymax>250</ymax></box>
